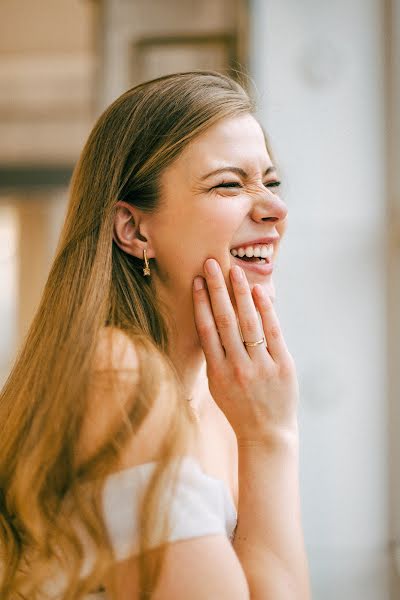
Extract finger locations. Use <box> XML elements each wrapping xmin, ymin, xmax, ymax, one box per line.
<box><xmin>252</xmin><ymin>284</ymin><xmax>290</xmax><ymax>363</ymax></box>
<box><xmin>203</xmin><ymin>259</ymin><xmax>248</xmax><ymax>358</ymax></box>
<box><xmin>229</xmin><ymin>266</ymin><xmax>266</xmax><ymax>357</ymax></box>
<box><xmin>192</xmin><ymin>276</ymin><xmax>225</xmax><ymax>364</ymax></box>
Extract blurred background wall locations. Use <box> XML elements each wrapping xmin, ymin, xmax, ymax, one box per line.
<box><xmin>0</xmin><ymin>0</ymin><xmax>97</xmax><ymax>376</ymax></box>
<box><xmin>0</xmin><ymin>1</ymin><xmax>399</xmax><ymax>599</ymax></box>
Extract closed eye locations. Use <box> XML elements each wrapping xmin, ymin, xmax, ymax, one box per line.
<box><xmin>215</xmin><ymin>182</ymin><xmax>242</xmax><ymax>188</ymax></box>
<box><xmin>213</xmin><ymin>181</ymin><xmax>281</xmax><ymax>189</ymax></box>
<box><xmin>215</xmin><ymin>180</ymin><xmax>281</xmax><ymax>189</ymax></box>
<box><xmin>265</xmin><ymin>180</ymin><xmax>281</xmax><ymax>189</ymax></box>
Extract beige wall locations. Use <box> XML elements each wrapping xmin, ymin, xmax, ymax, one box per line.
<box><xmin>0</xmin><ymin>1</ymin><xmax>94</xmax><ymax>380</ymax></box>
<box><xmin>0</xmin><ymin>0</ymin><xmax>98</xmax><ymax>165</ymax></box>
<box><xmin>100</xmin><ymin>0</ymin><xmax>247</xmax><ymax>108</ymax></box>
<box><xmin>0</xmin><ymin>0</ymin><xmax>93</xmax><ymax>54</ymax></box>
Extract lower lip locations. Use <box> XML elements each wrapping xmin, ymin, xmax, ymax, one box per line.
<box><xmin>231</xmin><ymin>255</ymin><xmax>274</xmax><ymax>275</ymax></box>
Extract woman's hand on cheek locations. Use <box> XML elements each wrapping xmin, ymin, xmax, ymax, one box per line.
<box><xmin>199</xmin><ymin>253</ymin><xmax>237</xmax><ymax>309</ymax></box>
<box><xmin>192</xmin><ymin>258</ymin><xmax>299</xmax><ymax>445</ymax></box>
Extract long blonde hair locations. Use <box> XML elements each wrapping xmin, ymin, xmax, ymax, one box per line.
<box><xmin>0</xmin><ymin>71</ymin><xmax>254</xmax><ymax>599</ymax></box>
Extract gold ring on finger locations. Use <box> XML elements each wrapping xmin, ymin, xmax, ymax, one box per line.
<box><xmin>243</xmin><ymin>338</ymin><xmax>265</xmax><ymax>347</ymax></box>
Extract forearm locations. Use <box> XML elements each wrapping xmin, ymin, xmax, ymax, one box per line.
<box><xmin>232</xmin><ymin>426</ymin><xmax>311</xmax><ymax>599</ymax></box>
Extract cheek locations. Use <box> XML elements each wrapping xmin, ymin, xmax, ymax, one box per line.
<box><xmin>171</xmin><ymin>197</ymin><xmax>243</xmax><ymax>250</ymax></box>
<box><xmin>153</xmin><ymin>200</ymin><xmax>245</xmax><ymax>279</ymax></box>
<box><xmin>205</xmin><ymin>214</ymin><xmax>239</xmax><ymax>241</ymax></box>
<box><xmin>201</xmin><ymin>201</ymin><xmax>245</xmax><ymax>240</ymax></box>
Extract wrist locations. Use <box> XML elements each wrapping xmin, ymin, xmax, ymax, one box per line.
<box><xmin>236</xmin><ymin>422</ymin><xmax>299</xmax><ymax>452</ymax></box>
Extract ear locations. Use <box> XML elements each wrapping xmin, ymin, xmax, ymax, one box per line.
<box><xmin>113</xmin><ymin>201</ymin><xmax>155</xmax><ymax>259</ymax></box>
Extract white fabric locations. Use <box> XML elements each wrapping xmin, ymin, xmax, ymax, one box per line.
<box><xmin>42</xmin><ymin>456</ymin><xmax>237</xmax><ymax>598</ymax></box>
<box><xmin>102</xmin><ymin>455</ymin><xmax>238</xmax><ymax>562</ymax></box>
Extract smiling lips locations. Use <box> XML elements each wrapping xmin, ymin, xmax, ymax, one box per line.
<box><xmin>230</xmin><ymin>243</ymin><xmax>273</xmax><ymax>264</ymax></box>
<box><xmin>227</xmin><ymin>237</ymin><xmax>279</xmax><ymax>274</ymax></box>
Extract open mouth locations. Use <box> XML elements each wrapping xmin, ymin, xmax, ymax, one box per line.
<box><xmin>230</xmin><ymin>243</ymin><xmax>273</xmax><ymax>265</ymax></box>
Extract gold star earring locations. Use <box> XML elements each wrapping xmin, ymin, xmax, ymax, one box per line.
<box><xmin>143</xmin><ymin>248</ymin><xmax>151</xmax><ymax>276</ymax></box>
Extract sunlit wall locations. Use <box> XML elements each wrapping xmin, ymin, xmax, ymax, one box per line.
<box><xmin>250</xmin><ymin>1</ymin><xmax>397</xmax><ymax>598</ymax></box>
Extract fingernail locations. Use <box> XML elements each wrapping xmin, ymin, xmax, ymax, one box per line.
<box><xmin>205</xmin><ymin>258</ymin><xmax>218</xmax><ymax>275</ymax></box>
<box><xmin>231</xmin><ymin>265</ymin><xmax>243</xmax><ymax>282</ymax></box>
<box><xmin>193</xmin><ymin>276</ymin><xmax>204</xmax><ymax>291</ymax></box>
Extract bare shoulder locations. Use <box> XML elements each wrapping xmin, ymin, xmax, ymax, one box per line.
<box><xmin>77</xmin><ymin>327</ymin><xmax>170</xmax><ymax>467</ymax></box>
<box><xmin>92</xmin><ymin>326</ymin><xmax>139</xmax><ymax>372</ymax></box>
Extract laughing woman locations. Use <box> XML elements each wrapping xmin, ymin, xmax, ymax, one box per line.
<box><xmin>0</xmin><ymin>71</ymin><xmax>310</xmax><ymax>599</ymax></box>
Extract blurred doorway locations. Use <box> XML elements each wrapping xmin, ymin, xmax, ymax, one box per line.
<box><xmin>98</xmin><ymin>0</ymin><xmax>249</xmax><ymax>108</ymax></box>
<box><xmin>0</xmin><ymin>0</ymin><xmax>97</xmax><ymax>384</ymax></box>
<box><xmin>0</xmin><ymin>190</ymin><xmax>67</xmax><ymax>386</ymax></box>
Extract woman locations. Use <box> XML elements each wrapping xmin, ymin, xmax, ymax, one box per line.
<box><xmin>0</xmin><ymin>71</ymin><xmax>310</xmax><ymax>599</ymax></box>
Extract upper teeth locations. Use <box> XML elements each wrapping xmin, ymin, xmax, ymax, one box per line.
<box><xmin>230</xmin><ymin>244</ymin><xmax>273</xmax><ymax>259</ymax></box>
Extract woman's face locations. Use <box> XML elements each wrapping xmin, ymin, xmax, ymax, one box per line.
<box><xmin>147</xmin><ymin>113</ymin><xmax>288</xmax><ymax>304</ymax></box>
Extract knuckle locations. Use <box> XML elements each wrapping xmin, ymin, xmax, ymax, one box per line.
<box><xmin>195</xmin><ymin>293</ymin><xmax>210</xmax><ymax>305</ymax></box>
<box><xmin>268</xmin><ymin>324</ymin><xmax>281</xmax><ymax>341</ymax></box>
<box><xmin>256</xmin><ymin>363</ymin><xmax>275</xmax><ymax>381</ymax></box>
<box><xmin>208</xmin><ymin>279</ymin><xmax>225</xmax><ymax>291</ymax></box>
<box><xmin>215</xmin><ymin>312</ymin><xmax>235</xmax><ymax>330</ymax></box>
<box><xmin>279</xmin><ymin>354</ymin><xmax>296</xmax><ymax>377</ymax></box>
<box><xmin>259</xmin><ymin>294</ymin><xmax>273</xmax><ymax>311</ymax></box>
<box><xmin>260</xmin><ymin>299</ymin><xmax>273</xmax><ymax>313</ymax></box>
<box><xmin>236</xmin><ymin>284</ymin><xmax>249</xmax><ymax>297</ymax></box>
<box><xmin>196</xmin><ymin>322</ymin><xmax>213</xmax><ymax>339</ymax></box>
<box><xmin>285</xmin><ymin>350</ymin><xmax>295</xmax><ymax>364</ymax></box>
<box><xmin>254</xmin><ymin>353</ymin><xmax>271</xmax><ymax>371</ymax></box>
<box><xmin>206</xmin><ymin>362</ymin><xmax>220</xmax><ymax>379</ymax></box>
<box><xmin>241</xmin><ymin>316</ymin><xmax>259</xmax><ymax>334</ymax></box>
<box><xmin>232</xmin><ymin>364</ymin><xmax>249</xmax><ymax>385</ymax></box>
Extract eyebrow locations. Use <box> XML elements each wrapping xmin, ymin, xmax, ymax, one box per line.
<box><xmin>201</xmin><ymin>165</ymin><xmax>277</xmax><ymax>180</ymax></box>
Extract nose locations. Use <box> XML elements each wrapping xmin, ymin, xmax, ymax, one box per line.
<box><xmin>250</xmin><ymin>187</ymin><xmax>288</xmax><ymax>224</ymax></box>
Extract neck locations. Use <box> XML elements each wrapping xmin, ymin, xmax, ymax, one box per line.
<box><xmin>168</xmin><ymin>314</ymin><xmax>208</xmax><ymax>407</ymax></box>
<box><xmin>158</xmin><ymin>282</ymin><xmax>209</xmax><ymax>413</ymax></box>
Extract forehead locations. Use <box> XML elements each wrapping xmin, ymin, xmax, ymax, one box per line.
<box><xmin>171</xmin><ymin>114</ymin><xmax>271</xmax><ymax>177</ymax></box>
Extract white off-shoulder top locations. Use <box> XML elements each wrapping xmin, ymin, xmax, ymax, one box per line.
<box><xmin>102</xmin><ymin>455</ymin><xmax>238</xmax><ymax>558</ymax></box>
<box><xmin>43</xmin><ymin>456</ymin><xmax>238</xmax><ymax>598</ymax></box>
